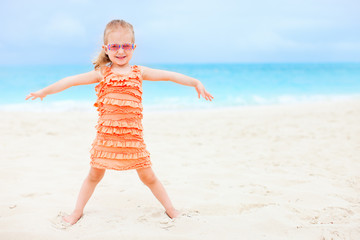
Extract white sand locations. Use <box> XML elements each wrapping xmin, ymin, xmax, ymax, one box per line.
<box><xmin>0</xmin><ymin>99</ymin><xmax>360</xmax><ymax>240</ymax></box>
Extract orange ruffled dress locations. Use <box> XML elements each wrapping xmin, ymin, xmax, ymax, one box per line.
<box><xmin>89</xmin><ymin>65</ymin><xmax>152</xmax><ymax>171</ymax></box>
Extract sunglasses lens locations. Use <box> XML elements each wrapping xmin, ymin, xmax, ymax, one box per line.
<box><xmin>123</xmin><ymin>44</ymin><xmax>133</xmax><ymax>50</ymax></box>
<box><xmin>109</xmin><ymin>44</ymin><xmax>120</xmax><ymax>51</ymax></box>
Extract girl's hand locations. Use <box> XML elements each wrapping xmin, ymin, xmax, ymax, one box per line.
<box><xmin>25</xmin><ymin>90</ymin><xmax>47</xmax><ymax>101</ymax></box>
<box><xmin>195</xmin><ymin>82</ymin><xmax>214</xmax><ymax>101</ymax></box>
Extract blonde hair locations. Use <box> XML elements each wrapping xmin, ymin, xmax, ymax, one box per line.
<box><xmin>93</xmin><ymin>19</ymin><xmax>135</xmax><ymax>70</ymax></box>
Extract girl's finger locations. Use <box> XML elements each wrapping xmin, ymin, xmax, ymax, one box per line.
<box><xmin>202</xmin><ymin>91</ymin><xmax>206</xmax><ymax>99</ymax></box>
<box><xmin>203</xmin><ymin>91</ymin><xmax>208</xmax><ymax>99</ymax></box>
<box><xmin>195</xmin><ymin>88</ymin><xmax>200</xmax><ymax>99</ymax></box>
<box><xmin>205</xmin><ymin>90</ymin><xmax>213</xmax><ymax>98</ymax></box>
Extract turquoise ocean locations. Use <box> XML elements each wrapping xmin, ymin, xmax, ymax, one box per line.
<box><xmin>0</xmin><ymin>63</ymin><xmax>359</xmax><ymax>112</ymax></box>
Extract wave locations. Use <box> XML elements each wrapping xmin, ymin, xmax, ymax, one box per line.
<box><xmin>226</xmin><ymin>93</ymin><xmax>360</xmax><ymax>106</ymax></box>
<box><xmin>2</xmin><ymin>94</ymin><xmax>360</xmax><ymax>113</ymax></box>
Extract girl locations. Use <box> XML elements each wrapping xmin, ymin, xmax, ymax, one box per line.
<box><xmin>25</xmin><ymin>19</ymin><xmax>214</xmax><ymax>225</ymax></box>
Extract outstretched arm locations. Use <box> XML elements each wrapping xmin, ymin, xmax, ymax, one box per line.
<box><xmin>25</xmin><ymin>70</ymin><xmax>102</xmax><ymax>101</ymax></box>
<box><xmin>141</xmin><ymin>66</ymin><xmax>214</xmax><ymax>101</ymax></box>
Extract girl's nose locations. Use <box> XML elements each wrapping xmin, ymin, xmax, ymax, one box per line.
<box><xmin>117</xmin><ymin>47</ymin><xmax>125</xmax><ymax>54</ymax></box>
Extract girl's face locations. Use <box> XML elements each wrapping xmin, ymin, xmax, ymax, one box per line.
<box><xmin>103</xmin><ymin>28</ymin><xmax>136</xmax><ymax>67</ymax></box>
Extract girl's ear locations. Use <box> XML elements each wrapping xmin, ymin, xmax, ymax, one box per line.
<box><xmin>102</xmin><ymin>45</ymin><xmax>108</xmax><ymax>54</ymax></box>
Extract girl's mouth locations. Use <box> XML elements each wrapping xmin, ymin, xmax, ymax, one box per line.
<box><xmin>116</xmin><ymin>56</ymin><xmax>126</xmax><ymax>59</ymax></box>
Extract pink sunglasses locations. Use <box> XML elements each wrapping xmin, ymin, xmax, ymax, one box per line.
<box><xmin>107</xmin><ymin>43</ymin><xmax>134</xmax><ymax>51</ymax></box>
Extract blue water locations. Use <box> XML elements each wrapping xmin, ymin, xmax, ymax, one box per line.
<box><xmin>1</xmin><ymin>63</ymin><xmax>359</xmax><ymax>112</ymax></box>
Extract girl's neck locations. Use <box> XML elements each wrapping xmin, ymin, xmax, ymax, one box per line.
<box><xmin>110</xmin><ymin>63</ymin><xmax>132</xmax><ymax>74</ymax></box>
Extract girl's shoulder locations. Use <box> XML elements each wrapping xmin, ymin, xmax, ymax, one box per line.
<box><xmin>134</xmin><ymin>65</ymin><xmax>146</xmax><ymax>77</ymax></box>
<box><xmin>95</xmin><ymin>65</ymin><xmax>111</xmax><ymax>79</ymax></box>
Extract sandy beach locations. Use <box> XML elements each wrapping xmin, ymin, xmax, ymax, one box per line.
<box><xmin>0</xmin><ymin>99</ymin><xmax>359</xmax><ymax>240</ymax></box>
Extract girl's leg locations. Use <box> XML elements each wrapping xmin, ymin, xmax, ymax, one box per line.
<box><xmin>136</xmin><ymin>167</ymin><xmax>180</xmax><ymax>218</ymax></box>
<box><xmin>63</xmin><ymin>166</ymin><xmax>106</xmax><ymax>224</ymax></box>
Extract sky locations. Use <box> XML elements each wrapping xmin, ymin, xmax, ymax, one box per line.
<box><xmin>0</xmin><ymin>0</ymin><xmax>360</xmax><ymax>65</ymax></box>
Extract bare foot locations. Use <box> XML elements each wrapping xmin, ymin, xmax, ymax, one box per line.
<box><xmin>62</xmin><ymin>211</ymin><xmax>83</xmax><ymax>225</ymax></box>
<box><xmin>165</xmin><ymin>208</ymin><xmax>181</xmax><ymax>219</ymax></box>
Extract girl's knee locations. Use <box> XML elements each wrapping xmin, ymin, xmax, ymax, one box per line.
<box><xmin>88</xmin><ymin>167</ymin><xmax>105</xmax><ymax>182</ymax></box>
<box><xmin>137</xmin><ymin>168</ymin><xmax>157</xmax><ymax>186</ymax></box>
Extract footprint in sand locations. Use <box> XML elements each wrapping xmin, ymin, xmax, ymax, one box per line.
<box><xmin>137</xmin><ymin>209</ymin><xmax>201</xmax><ymax>230</ymax></box>
<box><xmin>22</xmin><ymin>192</ymin><xmax>51</xmax><ymax>198</ymax></box>
<box><xmin>321</xmin><ymin>229</ymin><xmax>347</xmax><ymax>240</ymax></box>
<box><xmin>137</xmin><ymin>210</ymin><xmax>167</xmax><ymax>224</ymax></box>
<box><xmin>238</xmin><ymin>203</ymin><xmax>278</xmax><ymax>214</ymax></box>
<box><xmin>308</xmin><ymin>207</ymin><xmax>354</xmax><ymax>225</ymax></box>
<box><xmin>160</xmin><ymin>209</ymin><xmax>201</xmax><ymax>226</ymax></box>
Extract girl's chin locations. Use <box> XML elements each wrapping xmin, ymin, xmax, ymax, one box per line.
<box><xmin>113</xmin><ymin>58</ymin><xmax>128</xmax><ymax>65</ymax></box>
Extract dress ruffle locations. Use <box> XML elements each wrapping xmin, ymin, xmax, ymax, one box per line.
<box><xmin>98</xmin><ymin>118</ymin><xmax>142</xmax><ymax>128</ymax></box>
<box><xmin>90</xmin><ymin>148</ymin><xmax>150</xmax><ymax>160</ymax></box>
<box><xmin>96</xmin><ymin>125</ymin><xmax>143</xmax><ymax>136</ymax></box>
<box><xmin>95</xmin><ymin>81</ymin><xmax>142</xmax><ymax>95</ymax></box>
<box><xmin>97</xmin><ymin>106</ymin><xmax>143</xmax><ymax>116</ymax></box>
<box><xmin>90</xmin><ymin>157</ymin><xmax>151</xmax><ymax>171</ymax></box>
<box><xmin>97</xmin><ymin>88</ymin><xmax>142</xmax><ymax>101</ymax></box>
<box><xmin>92</xmin><ymin>139</ymin><xmax>146</xmax><ymax>148</ymax></box>
<box><xmin>94</xmin><ymin>97</ymin><xmax>142</xmax><ymax>109</ymax></box>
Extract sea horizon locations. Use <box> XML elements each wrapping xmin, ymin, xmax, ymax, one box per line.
<box><xmin>1</xmin><ymin>62</ymin><xmax>359</xmax><ymax>112</ymax></box>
